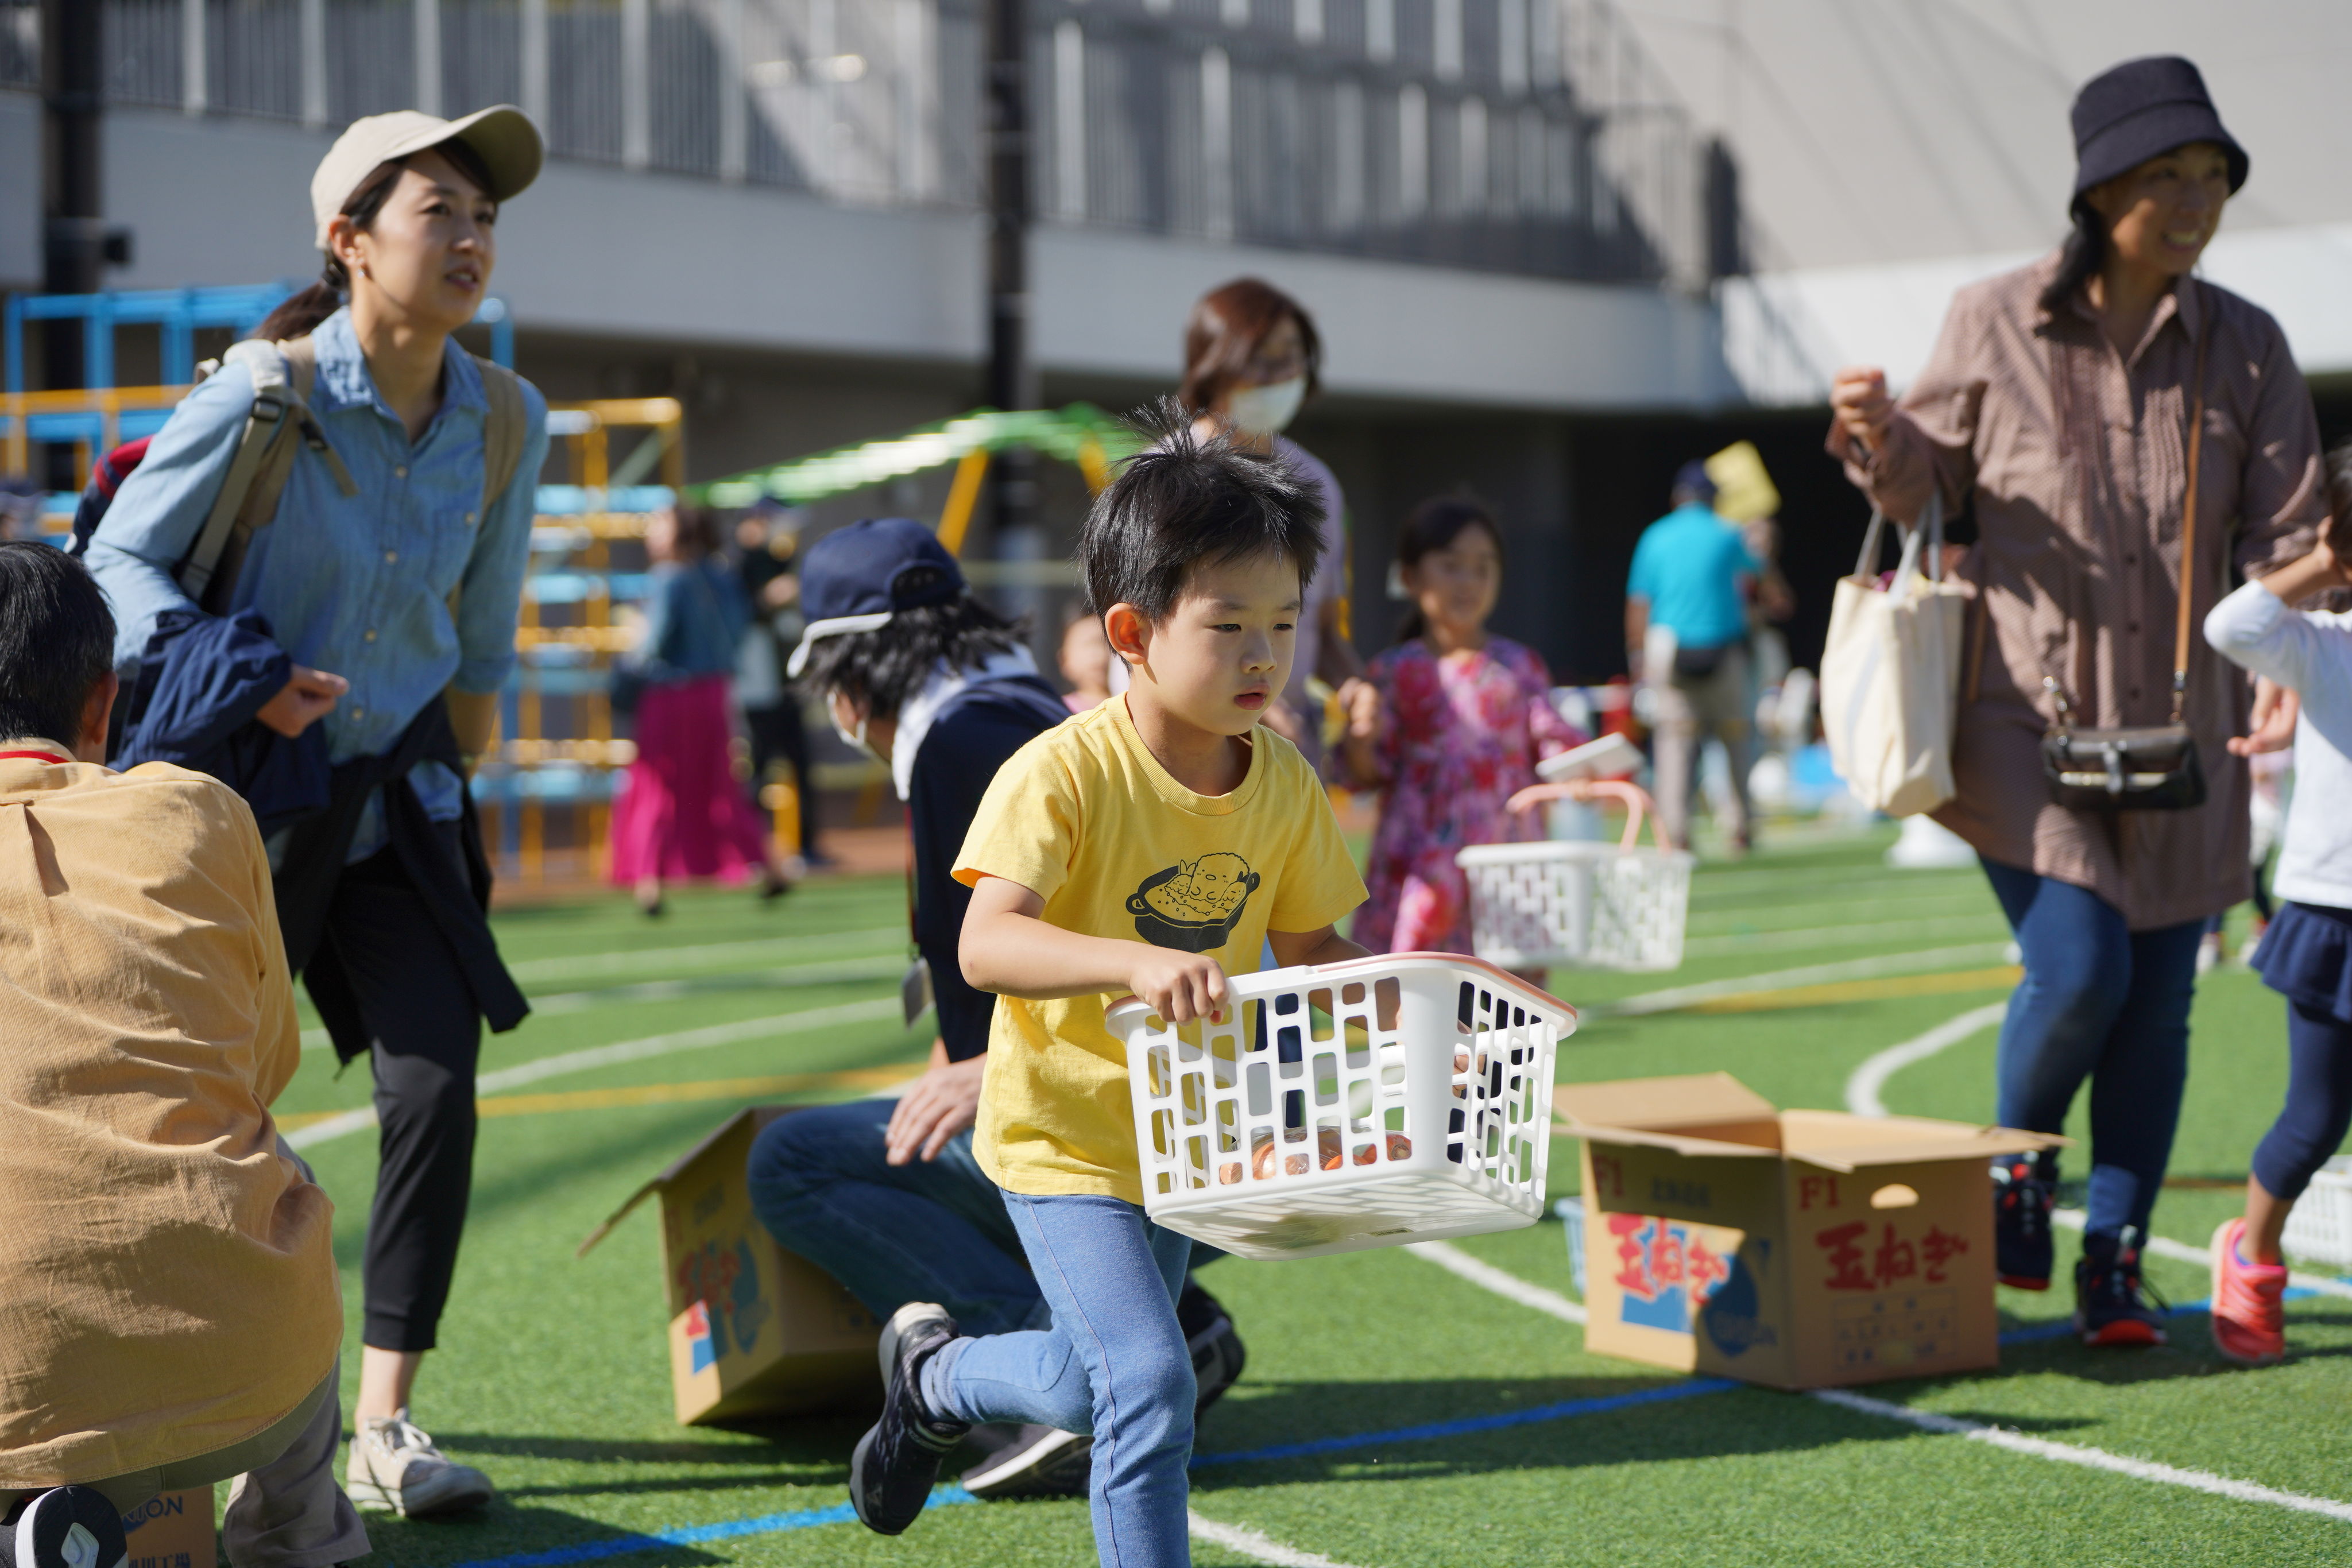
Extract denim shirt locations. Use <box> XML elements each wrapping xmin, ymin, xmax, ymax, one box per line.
<box><xmin>87</xmin><ymin>308</ymin><xmax>550</xmax><ymax>862</ymax></box>
<box><xmin>632</xmin><ymin>560</ymin><xmax>749</xmax><ymax>685</ymax></box>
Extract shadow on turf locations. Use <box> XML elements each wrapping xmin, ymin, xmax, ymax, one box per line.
<box><xmin>351</xmin><ymin>1503</ymin><xmax>733</xmax><ymax>1568</ymax></box>
<box><xmin>1989</xmin><ymin>1307</ymin><xmax>2352</xmax><ymax>1387</ymax></box>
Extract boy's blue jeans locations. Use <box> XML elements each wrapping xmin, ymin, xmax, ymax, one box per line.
<box><xmin>926</xmin><ymin>1191</ymin><xmax>1196</xmax><ymax>1568</ymax></box>
<box><xmin>744</xmin><ymin>1101</ymin><xmax>1045</xmax><ymax>1337</ymax></box>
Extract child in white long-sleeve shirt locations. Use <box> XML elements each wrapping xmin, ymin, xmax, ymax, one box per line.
<box><xmin>2202</xmin><ymin>478</ymin><xmax>2352</xmax><ymax>1366</ymax></box>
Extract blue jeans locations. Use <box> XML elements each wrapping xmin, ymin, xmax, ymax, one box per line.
<box><xmin>2252</xmin><ymin>997</ymin><xmax>2352</xmax><ymax>1202</ymax></box>
<box><xmin>1982</xmin><ymin>859</ymin><xmax>2204</xmax><ymax>1240</ymax></box>
<box><xmin>928</xmin><ymin>1193</ymin><xmax>1196</xmax><ymax>1568</ymax></box>
<box><xmin>744</xmin><ymin>1099</ymin><xmax>1045</xmax><ymax>1337</ymax></box>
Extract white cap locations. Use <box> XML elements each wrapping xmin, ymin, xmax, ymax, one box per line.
<box><xmin>312</xmin><ymin>106</ymin><xmax>544</xmax><ymax>249</ymax></box>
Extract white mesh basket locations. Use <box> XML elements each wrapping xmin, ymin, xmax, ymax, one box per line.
<box><xmin>1109</xmin><ymin>954</ymin><xmax>1576</xmax><ymax>1261</ymax></box>
<box><xmin>1456</xmin><ymin>781</ymin><xmax>1692</xmax><ymax>972</ymax></box>
<box><xmin>2282</xmin><ymin>1156</ymin><xmax>2352</xmax><ymax>1268</ymax></box>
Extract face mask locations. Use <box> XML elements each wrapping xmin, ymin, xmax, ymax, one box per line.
<box><xmin>830</xmin><ymin>703</ymin><xmax>877</xmax><ymax>761</ymax></box>
<box><xmin>1226</xmin><ymin>376</ymin><xmax>1305</xmax><ymax>438</ymax></box>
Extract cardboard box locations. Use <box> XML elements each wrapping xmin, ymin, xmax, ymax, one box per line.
<box><xmin>121</xmin><ymin>1489</ymin><xmax>215</xmax><ymax>1568</ymax></box>
<box><xmin>1559</xmin><ymin>1073</ymin><xmax>2062</xmax><ymax>1390</ymax></box>
<box><xmin>579</xmin><ymin>1106</ymin><xmax>883</xmax><ymax>1424</ymax></box>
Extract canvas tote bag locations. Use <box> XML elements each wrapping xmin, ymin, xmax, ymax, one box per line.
<box><xmin>1819</xmin><ymin>491</ymin><xmax>1970</xmax><ymax>816</ymax></box>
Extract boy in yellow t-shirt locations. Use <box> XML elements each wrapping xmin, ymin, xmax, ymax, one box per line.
<box><xmin>846</xmin><ymin>413</ymin><xmax>1368</xmax><ymax>1560</ymax></box>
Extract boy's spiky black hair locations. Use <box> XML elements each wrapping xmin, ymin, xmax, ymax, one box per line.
<box><xmin>0</xmin><ymin>541</ymin><xmax>114</xmax><ymax>748</ymax></box>
<box><xmin>1079</xmin><ymin>400</ymin><xmax>1327</xmax><ymax>622</ymax></box>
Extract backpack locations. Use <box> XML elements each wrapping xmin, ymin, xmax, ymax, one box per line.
<box><xmin>175</xmin><ymin>336</ymin><xmax>530</xmax><ymax>613</ymax></box>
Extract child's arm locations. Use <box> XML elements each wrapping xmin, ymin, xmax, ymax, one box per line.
<box><xmin>961</xmin><ymin>873</ymin><xmax>1234</xmax><ymax>1024</ymax></box>
<box><xmin>2207</xmin><ymin>539</ymin><xmax>2352</xmax><ymax>693</ymax></box>
<box><xmin>1267</xmin><ymin>925</ymin><xmax>1371</xmax><ymax>969</ymax></box>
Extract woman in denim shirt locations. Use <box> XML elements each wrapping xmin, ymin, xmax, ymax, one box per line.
<box><xmin>610</xmin><ymin>505</ymin><xmax>794</xmax><ymax>914</ymax></box>
<box><xmin>86</xmin><ymin>108</ymin><xmax>550</xmax><ymax>1520</ymax></box>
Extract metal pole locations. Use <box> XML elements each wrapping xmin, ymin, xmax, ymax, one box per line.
<box><xmin>40</xmin><ymin>0</ymin><xmax>102</xmax><ymax>486</ymax></box>
<box><xmin>984</xmin><ymin>0</ymin><xmax>1036</xmax><ymax>540</ymax></box>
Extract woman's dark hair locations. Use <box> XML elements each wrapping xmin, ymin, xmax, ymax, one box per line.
<box><xmin>2324</xmin><ymin>438</ymin><xmax>2352</xmax><ymax>544</ymax></box>
<box><xmin>1392</xmin><ymin>494</ymin><xmax>1503</xmax><ymax>643</ymax></box>
<box><xmin>795</xmin><ymin>595</ymin><xmax>1028</xmax><ymax>721</ymax></box>
<box><xmin>255</xmin><ymin>138</ymin><xmax>501</xmax><ymax>342</ymax></box>
<box><xmin>1178</xmin><ymin>277</ymin><xmax>1322</xmax><ymax>416</ymax></box>
<box><xmin>2037</xmin><ymin>200</ymin><xmax>2107</xmax><ymax>318</ymax></box>
<box><xmin>670</xmin><ymin>505</ymin><xmax>724</xmax><ymax>560</ymax></box>
<box><xmin>1080</xmin><ymin>400</ymin><xmax>1326</xmax><ymax>623</ymax></box>
<box><xmin>0</xmin><ymin>541</ymin><xmax>115</xmax><ymax>747</ymax></box>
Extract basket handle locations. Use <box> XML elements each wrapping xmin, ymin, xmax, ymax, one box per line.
<box><xmin>1505</xmin><ymin>779</ymin><xmax>1672</xmax><ymax>852</ymax></box>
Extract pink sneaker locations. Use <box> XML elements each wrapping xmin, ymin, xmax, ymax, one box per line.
<box><xmin>2210</xmin><ymin>1217</ymin><xmax>2287</xmax><ymax>1368</ymax></box>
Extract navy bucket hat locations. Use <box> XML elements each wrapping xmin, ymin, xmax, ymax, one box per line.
<box><xmin>786</xmin><ymin>516</ymin><xmax>965</xmax><ymax>677</ymax></box>
<box><xmin>2071</xmin><ymin>56</ymin><xmax>2247</xmax><ymax>202</ymax></box>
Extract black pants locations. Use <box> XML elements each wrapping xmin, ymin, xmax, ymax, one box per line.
<box><xmin>314</xmin><ymin>823</ymin><xmax>482</xmax><ymax>1354</ymax></box>
<box><xmin>744</xmin><ymin>700</ymin><xmax>819</xmax><ymax>854</ymax></box>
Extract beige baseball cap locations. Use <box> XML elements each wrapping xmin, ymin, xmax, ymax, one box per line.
<box><xmin>311</xmin><ymin>106</ymin><xmax>544</xmax><ymax>249</ymax></box>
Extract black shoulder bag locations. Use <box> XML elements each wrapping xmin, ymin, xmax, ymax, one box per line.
<box><xmin>2039</xmin><ymin>296</ymin><xmax>2210</xmax><ymax>812</ymax></box>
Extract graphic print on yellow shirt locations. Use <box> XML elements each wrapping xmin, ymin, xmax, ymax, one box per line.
<box><xmin>956</xmin><ymin>696</ymin><xmax>1367</xmax><ymax>1203</ymax></box>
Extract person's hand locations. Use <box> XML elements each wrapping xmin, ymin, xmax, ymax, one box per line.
<box><xmin>1259</xmin><ymin>698</ymin><xmax>1308</xmax><ymax>746</ymax></box>
<box><xmin>256</xmin><ymin>666</ymin><xmax>348</xmax><ymax>738</ymax></box>
<box><xmin>760</xmin><ymin>575</ymin><xmax>799</xmax><ymax>611</ymax></box>
<box><xmin>1831</xmin><ymin>366</ymin><xmax>1894</xmax><ymax>457</ymax></box>
<box><xmin>2229</xmin><ymin>677</ymin><xmax>2301</xmax><ymax>758</ymax></box>
<box><xmin>884</xmin><ymin>1043</ymin><xmax>987</xmax><ymax>1165</ymax></box>
<box><xmin>1129</xmin><ymin>948</ymin><xmax>1231</xmax><ymax>1025</ymax></box>
<box><xmin>1338</xmin><ymin>676</ymin><xmax>1379</xmax><ymax>741</ymax></box>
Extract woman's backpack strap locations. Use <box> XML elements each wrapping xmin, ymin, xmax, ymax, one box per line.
<box><xmin>473</xmin><ymin>354</ymin><xmax>529</xmax><ymax>511</ymax></box>
<box><xmin>176</xmin><ymin>336</ymin><xmax>356</xmax><ymax>611</ymax></box>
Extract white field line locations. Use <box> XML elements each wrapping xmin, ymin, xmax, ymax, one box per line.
<box><xmin>1842</xmin><ymin>1002</ymin><xmax>2010</xmax><ymax>1117</ymax></box>
<box><xmin>1810</xmin><ymin>1388</ymin><xmax>2352</xmax><ymax>1523</ymax></box>
<box><xmin>502</xmin><ymin>926</ymin><xmax>905</xmax><ymax>985</ymax></box>
<box><xmin>1408</xmin><ymin>1241</ymin><xmax>1588</xmax><ymax>1325</ymax></box>
<box><xmin>285</xmin><ymin>997</ymin><xmax>905</xmax><ymax>1150</ymax></box>
<box><xmin>1407</xmin><ymin>1233</ymin><xmax>2352</xmax><ymax>1524</ymax></box>
<box><xmin>1188</xmin><ymin>1510</ymin><xmax>1374</xmax><ymax>1567</ymax></box>
<box><xmin>1595</xmin><ymin>944</ymin><xmax>2013</xmax><ymax>1017</ymax></box>
<box><xmin>1682</xmin><ymin>914</ymin><xmax>2005</xmax><ymax>959</ymax></box>
<box><xmin>1845</xmin><ymin>1001</ymin><xmax>2352</xmax><ymax>1305</ymax></box>
<box><xmin>300</xmin><ymin>954</ymin><xmax>904</xmax><ymax>1050</ymax></box>
<box><xmin>2048</xmin><ymin>1208</ymin><xmax>2352</xmax><ymax>1302</ymax></box>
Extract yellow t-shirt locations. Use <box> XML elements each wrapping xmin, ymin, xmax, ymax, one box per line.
<box><xmin>956</xmin><ymin>696</ymin><xmax>1367</xmax><ymax>1202</ymax></box>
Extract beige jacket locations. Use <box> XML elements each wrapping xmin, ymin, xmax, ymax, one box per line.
<box><xmin>0</xmin><ymin>744</ymin><xmax>339</xmax><ymax>1486</ymax></box>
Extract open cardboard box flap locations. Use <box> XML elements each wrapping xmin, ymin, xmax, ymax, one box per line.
<box><xmin>1556</xmin><ymin>1071</ymin><xmax>1785</xmax><ymax>1159</ymax></box>
<box><xmin>1556</xmin><ymin>1073</ymin><xmax>2067</xmax><ymax>1172</ymax></box>
<box><xmin>576</xmin><ymin>1106</ymin><xmax>775</xmax><ymax>1258</ymax></box>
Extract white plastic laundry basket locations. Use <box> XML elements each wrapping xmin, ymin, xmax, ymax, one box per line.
<box><xmin>2281</xmin><ymin>1157</ymin><xmax>2352</xmax><ymax>1268</ymax></box>
<box><xmin>1456</xmin><ymin>782</ymin><xmax>1694</xmax><ymax>971</ymax></box>
<box><xmin>1108</xmin><ymin>954</ymin><xmax>1575</xmax><ymax>1261</ymax></box>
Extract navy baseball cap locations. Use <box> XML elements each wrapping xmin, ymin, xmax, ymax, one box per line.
<box><xmin>1671</xmin><ymin>460</ymin><xmax>1717</xmax><ymax>503</ymax></box>
<box><xmin>786</xmin><ymin>516</ymin><xmax>966</xmax><ymax>677</ymax></box>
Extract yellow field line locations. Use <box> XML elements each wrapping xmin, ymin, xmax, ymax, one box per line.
<box><xmin>1688</xmin><ymin>965</ymin><xmax>2021</xmax><ymax>1015</ymax></box>
<box><xmin>275</xmin><ymin>1062</ymin><xmax>922</xmax><ymax>1132</ymax></box>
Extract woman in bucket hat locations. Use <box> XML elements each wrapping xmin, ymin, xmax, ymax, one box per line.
<box><xmin>1826</xmin><ymin>57</ymin><xmax>2330</xmax><ymax>1346</ymax></box>
<box><xmin>87</xmin><ymin>106</ymin><xmax>551</xmax><ymax>1516</ymax></box>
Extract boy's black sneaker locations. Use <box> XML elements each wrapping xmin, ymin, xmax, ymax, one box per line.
<box><xmin>13</xmin><ymin>1488</ymin><xmax>127</xmax><ymax>1568</ymax></box>
<box><xmin>1178</xmin><ymin>1279</ymin><xmax>1247</xmax><ymax>1416</ymax></box>
<box><xmin>2073</xmin><ymin>1232</ymin><xmax>2167</xmax><ymax>1348</ymax></box>
<box><xmin>1993</xmin><ymin>1157</ymin><xmax>2055</xmax><ymax>1291</ymax></box>
<box><xmin>958</xmin><ymin>1423</ymin><xmax>1092</xmax><ymax>1499</ymax></box>
<box><xmin>850</xmin><ymin>1302</ymin><xmax>970</xmax><ymax>1535</ymax></box>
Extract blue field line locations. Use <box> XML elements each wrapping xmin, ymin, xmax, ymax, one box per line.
<box><xmin>1191</xmin><ymin>1377</ymin><xmax>1746</xmax><ymax>1467</ymax></box>
<box><xmin>443</xmin><ymin>1488</ymin><xmax>977</xmax><ymax>1568</ymax></box>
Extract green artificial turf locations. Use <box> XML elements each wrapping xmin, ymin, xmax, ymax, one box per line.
<box><xmin>256</xmin><ymin>827</ymin><xmax>2352</xmax><ymax>1568</ymax></box>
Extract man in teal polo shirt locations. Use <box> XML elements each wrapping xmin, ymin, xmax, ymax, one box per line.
<box><xmin>1626</xmin><ymin>462</ymin><xmax>1762</xmax><ymax>853</ymax></box>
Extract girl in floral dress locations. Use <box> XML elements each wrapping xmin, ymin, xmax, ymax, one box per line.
<box><xmin>1340</xmin><ymin>497</ymin><xmax>1581</xmax><ymax>953</ymax></box>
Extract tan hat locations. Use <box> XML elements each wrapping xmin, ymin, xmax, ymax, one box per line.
<box><xmin>311</xmin><ymin>106</ymin><xmax>543</xmax><ymax>249</ymax></box>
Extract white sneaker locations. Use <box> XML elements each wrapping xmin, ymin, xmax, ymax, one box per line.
<box><xmin>346</xmin><ymin>1408</ymin><xmax>496</xmax><ymax>1517</ymax></box>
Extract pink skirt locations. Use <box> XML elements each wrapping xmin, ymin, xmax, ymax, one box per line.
<box><xmin>609</xmin><ymin>675</ymin><xmax>771</xmax><ymax>885</ymax></box>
